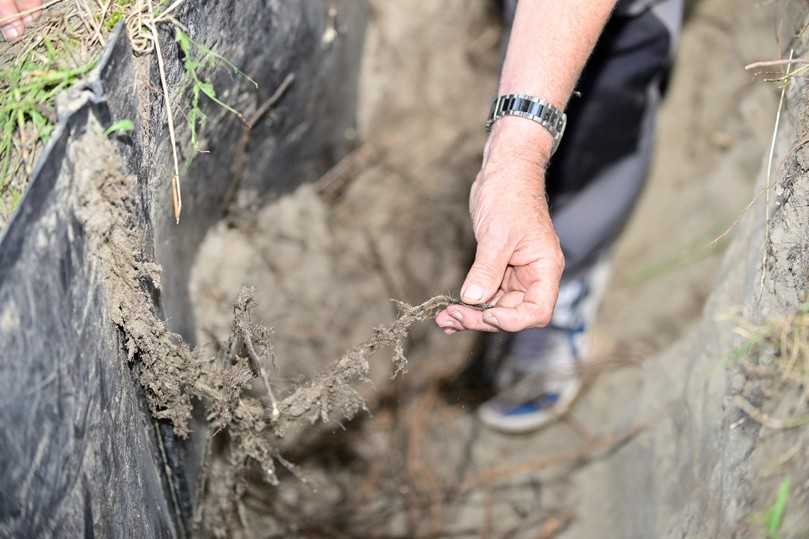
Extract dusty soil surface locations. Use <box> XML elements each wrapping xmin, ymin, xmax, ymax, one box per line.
<box><xmin>191</xmin><ymin>0</ymin><xmax>496</xmax><ymax>404</ymax></box>
<box><xmin>189</xmin><ymin>0</ymin><xmax>780</xmax><ymax>536</ymax></box>
<box><xmin>590</xmin><ymin>0</ymin><xmax>777</xmax><ymax>361</ymax></box>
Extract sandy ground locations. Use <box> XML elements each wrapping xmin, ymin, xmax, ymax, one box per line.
<box><xmin>189</xmin><ymin>0</ymin><xmax>779</xmax><ymax>536</ymax></box>
<box><xmin>590</xmin><ymin>0</ymin><xmax>777</xmax><ymax>361</ymax></box>
<box><xmin>190</xmin><ymin>0</ymin><xmax>495</xmax><ymax>394</ymax></box>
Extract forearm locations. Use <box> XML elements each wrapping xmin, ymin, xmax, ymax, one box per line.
<box><xmin>485</xmin><ymin>0</ymin><xmax>617</xmax><ymax>169</ymax></box>
<box><xmin>440</xmin><ymin>1</ymin><xmax>617</xmax><ymax>330</ymax></box>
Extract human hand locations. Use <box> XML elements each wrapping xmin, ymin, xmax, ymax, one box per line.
<box><xmin>435</xmin><ymin>118</ymin><xmax>564</xmax><ymax>333</ymax></box>
<box><xmin>1</xmin><ymin>0</ymin><xmax>42</xmax><ymax>42</ymax></box>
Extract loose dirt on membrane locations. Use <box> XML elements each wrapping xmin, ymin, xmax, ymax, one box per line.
<box><xmin>71</xmin><ymin>115</ymin><xmax>466</xmax><ymax>536</ymax></box>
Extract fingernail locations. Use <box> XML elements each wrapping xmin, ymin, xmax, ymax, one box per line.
<box><xmin>462</xmin><ymin>284</ymin><xmax>484</xmax><ymax>303</ymax></box>
<box><xmin>445</xmin><ymin>319</ymin><xmax>462</xmax><ymax>330</ymax></box>
<box><xmin>23</xmin><ymin>15</ymin><xmax>33</xmax><ymax>25</ymax></box>
<box><xmin>483</xmin><ymin>312</ymin><xmax>499</xmax><ymax>326</ymax></box>
<box><xmin>449</xmin><ymin>310</ymin><xmax>463</xmax><ymax>323</ymax></box>
<box><xmin>443</xmin><ymin>328</ymin><xmax>456</xmax><ymax>335</ymax></box>
<box><xmin>3</xmin><ymin>25</ymin><xmax>20</xmax><ymax>41</ymax></box>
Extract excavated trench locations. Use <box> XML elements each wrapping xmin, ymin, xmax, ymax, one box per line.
<box><xmin>5</xmin><ymin>0</ymin><xmax>809</xmax><ymax>538</ymax></box>
<box><xmin>0</xmin><ymin>1</ymin><xmax>373</xmax><ymax>535</ymax></box>
<box><xmin>0</xmin><ymin>1</ymin><xmax>501</xmax><ymax>536</ymax></box>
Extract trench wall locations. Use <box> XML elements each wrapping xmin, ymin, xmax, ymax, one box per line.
<box><xmin>0</xmin><ymin>2</ymin><xmax>367</xmax><ymax>536</ymax></box>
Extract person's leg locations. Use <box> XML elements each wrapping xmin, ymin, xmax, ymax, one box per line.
<box><xmin>480</xmin><ymin>0</ymin><xmax>683</xmax><ymax>433</ymax></box>
<box><xmin>548</xmin><ymin>3</ymin><xmax>682</xmax><ymax>270</ymax></box>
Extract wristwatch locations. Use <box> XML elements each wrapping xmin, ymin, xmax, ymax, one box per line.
<box><xmin>485</xmin><ymin>94</ymin><xmax>567</xmax><ymax>156</ymax></box>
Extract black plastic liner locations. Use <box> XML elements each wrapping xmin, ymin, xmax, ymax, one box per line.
<box><xmin>0</xmin><ymin>2</ymin><xmax>366</xmax><ymax>536</ymax></box>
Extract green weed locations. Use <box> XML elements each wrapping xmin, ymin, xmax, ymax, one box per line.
<box><xmin>765</xmin><ymin>478</ymin><xmax>791</xmax><ymax>539</ymax></box>
<box><xmin>0</xmin><ymin>2</ymin><xmax>253</xmax><ymax>224</ymax></box>
<box><xmin>105</xmin><ymin>119</ymin><xmax>134</xmax><ymax>137</ymax></box>
<box><xmin>174</xmin><ymin>29</ymin><xmax>256</xmax><ymax>152</ymax></box>
<box><xmin>0</xmin><ymin>37</ymin><xmax>96</xmax><ymax>200</ymax></box>
<box><xmin>104</xmin><ymin>0</ymin><xmax>135</xmax><ymax>32</ymax></box>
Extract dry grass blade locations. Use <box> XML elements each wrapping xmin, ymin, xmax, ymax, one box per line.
<box><xmin>745</xmin><ymin>58</ymin><xmax>809</xmax><ymax>71</ymax></box>
<box><xmin>144</xmin><ymin>0</ymin><xmax>182</xmax><ymax>223</ymax></box>
<box><xmin>732</xmin><ymin>304</ymin><xmax>809</xmax><ymax>430</ymax></box>
<box><xmin>760</xmin><ymin>49</ymin><xmax>793</xmax><ymax>297</ymax></box>
<box><xmin>707</xmin><ymin>51</ymin><xmax>794</xmax><ymax>251</ymax></box>
<box><xmin>734</xmin><ymin>395</ymin><xmax>809</xmax><ymax>430</ymax></box>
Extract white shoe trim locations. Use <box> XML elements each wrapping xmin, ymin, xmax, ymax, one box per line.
<box><xmin>477</xmin><ymin>380</ymin><xmax>582</xmax><ymax>434</ymax></box>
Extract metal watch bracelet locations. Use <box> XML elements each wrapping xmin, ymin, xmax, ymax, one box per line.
<box><xmin>485</xmin><ymin>94</ymin><xmax>567</xmax><ymax>156</ymax></box>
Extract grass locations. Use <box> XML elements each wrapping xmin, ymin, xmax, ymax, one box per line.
<box><xmin>174</xmin><ymin>28</ymin><xmax>256</xmax><ymax>153</ymax></box>
<box><xmin>730</xmin><ymin>302</ymin><xmax>809</xmax><ymax>384</ymax></box>
<box><xmin>623</xmin><ymin>226</ymin><xmax>730</xmax><ymax>287</ymax></box>
<box><xmin>103</xmin><ymin>0</ymin><xmax>136</xmax><ymax>33</ymax></box>
<box><xmin>104</xmin><ymin>119</ymin><xmax>135</xmax><ymax>137</ymax></box>
<box><xmin>0</xmin><ymin>0</ymin><xmax>254</xmax><ymax>226</ymax></box>
<box><xmin>728</xmin><ymin>302</ymin><xmax>809</xmax><ymax>431</ymax></box>
<box><xmin>0</xmin><ymin>0</ymin><xmax>125</xmax><ymax>225</ymax></box>
<box><xmin>0</xmin><ymin>28</ymin><xmax>97</xmax><ymax>223</ymax></box>
<box><xmin>764</xmin><ymin>478</ymin><xmax>790</xmax><ymax>539</ymax></box>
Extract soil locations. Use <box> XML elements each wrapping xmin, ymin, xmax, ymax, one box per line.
<box><xmin>590</xmin><ymin>0</ymin><xmax>778</xmax><ymax>361</ymax></box>
<box><xmin>186</xmin><ymin>0</ymin><xmax>785</xmax><ymax>537</ymax></box>
<box><xmin>3</xmin><ymin>0</ymin><xmax>798</xmax><ymax>535</ymax></box>
<box><xmin>190</xmin><ymin>0</ymin><xmax>498</xmax><ymax>402</ymax></box>
<box><xmin>71</xmin><ymin>116</ymin><xmax>200</xmax><ymax>436</ymax></box>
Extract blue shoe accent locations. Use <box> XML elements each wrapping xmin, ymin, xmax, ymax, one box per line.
<box><xmin>478</xmin><ymin>378</ymin><xmax>582</xmax><ymax>433</ymax></box>
<box><xmin>503</xmin><ymin>393</ymin><xmax>560</xmax><ymax>417</ymax></box>
<box><xmin>479</xmin><ymin>258</ymin><xmax>611</xmax><ymax>433</ymax></box>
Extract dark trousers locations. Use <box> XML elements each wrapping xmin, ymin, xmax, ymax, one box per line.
<box><xmin>502</xmin><ymin>0</ymin><xmax>683</xmax><ymax>275</ymax></box>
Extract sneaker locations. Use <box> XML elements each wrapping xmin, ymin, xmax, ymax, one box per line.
<box><xmin>477</xmin><ymin>258</ymin><xmax>611</xmax><ymax>433</ymax></box>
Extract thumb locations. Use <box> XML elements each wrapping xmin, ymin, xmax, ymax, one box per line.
<box><xmin>461</xmin><ymin>234</ymin><xmax>510</xmax><ymax>304</ymax></box>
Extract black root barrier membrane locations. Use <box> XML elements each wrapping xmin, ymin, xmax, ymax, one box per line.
<box><xmin>0</xmin><ymin>2</ymin><xmax>367</xmax><ymax>536</ymax></box>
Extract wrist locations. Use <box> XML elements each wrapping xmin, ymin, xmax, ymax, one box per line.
<box><xmin>483</xmin><ymin>116</ymin><xmax>553</xmax><ymax>172</ymax></box>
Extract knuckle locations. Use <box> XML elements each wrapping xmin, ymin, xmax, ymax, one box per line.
<box><xmin>547</xmin><ymin>235</ymin><xmax>565</xmax><ymax>272</ymax></box>
<box><xmin>471</xmin><ymin>259</ymin><xmax>499</xmax><ymax>280</ymax></box>
<box><xmin>478</xmin><ymin>220</ymin><xmax>510</xmax><ymax>244</ymax></box>
<box><xmin>531</xmin><ymin>306</ymin><xmax>553</xmax><ymax>328</ymax></box>
<box><xmin>555</xmin><ymin>250</ymin><xmax>566</xmax><ymax>273</ymax></box>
